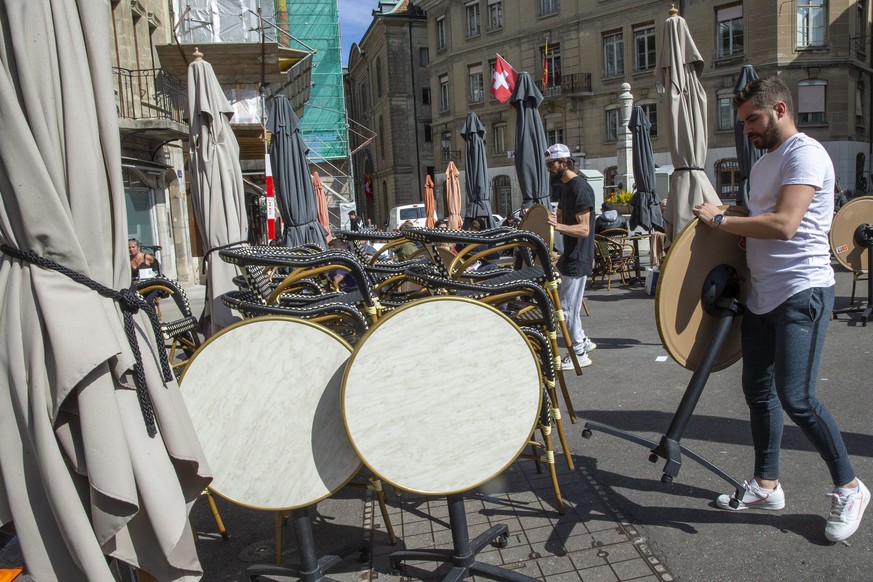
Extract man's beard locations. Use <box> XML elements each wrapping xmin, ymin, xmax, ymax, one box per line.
<box><xmin>750</xmin><ymin>112</ymin><xmax>780</xmax><ymax>150</ymax></box>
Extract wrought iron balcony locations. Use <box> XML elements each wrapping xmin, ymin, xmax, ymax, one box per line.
<box><xmin>113</xmin><ymin>67</ymin><xmax>186</xmax><ymax>125</ymax></box>
<box><xmin>535</xmin><ymin>72</ymin><xmax>592</xmax><ymax>98</ymax></box>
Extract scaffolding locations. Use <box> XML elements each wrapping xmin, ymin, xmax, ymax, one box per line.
<box><xmin>170</xmin><ymin>0</ymin><xmax>356</xmax><ymax>224</ymax></box>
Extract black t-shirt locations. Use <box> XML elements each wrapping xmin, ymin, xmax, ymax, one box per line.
<box><xmin>556</xmin><ymin>175</ymin><xmax>595</xmax><ymax>277</ymax></box>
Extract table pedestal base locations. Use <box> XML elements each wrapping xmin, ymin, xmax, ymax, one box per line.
<box><xmin>247</xmin><ymin>507</ymin><xmax>368</xmax><ymax>582</ymax></box>
<box><xmin>389</xmin><ymin>494</ymin><xmax>538</xmax><ymax>582</ymax></box>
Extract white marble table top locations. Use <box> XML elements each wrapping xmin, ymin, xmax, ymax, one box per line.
<box><xmin>342</xmin><ymin>297</ymin><xmax>542</xmax><ymax>495</ymax></box>
<box><xmin>180</xmin><ymin>317</ymin><xmax>362</xmax><ymax>510</ymax></box>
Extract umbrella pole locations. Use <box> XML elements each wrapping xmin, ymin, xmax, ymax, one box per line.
<box><xmin>581</xmin><ymin>277</ymin><xmax>748</xmax><ymax>506</ymax></box>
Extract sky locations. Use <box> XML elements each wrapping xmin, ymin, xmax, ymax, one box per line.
<box><xmin>337</xmin><ymin>0</ymin><xmax>374</xmax><ymax>67</ymax></box>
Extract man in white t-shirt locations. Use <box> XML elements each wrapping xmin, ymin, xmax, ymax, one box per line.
<box><xmin>693</xmin><ymin>77</ymin><xmax>868</xmax><ymax>543</ymax></box>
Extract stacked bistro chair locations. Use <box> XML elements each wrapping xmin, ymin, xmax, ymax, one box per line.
<box><xmin>592</xmin><ymin>231</ymin><xmax>636</xmax><ymax>290</ymax></box>
<box><xmin>401</xmin><ymin>223</ymin><xmax>588</xmax><ymax>381</ymax></box>
<box><xmin>133</xmin><ymin>275</ymin><xmax>202</xmax><ymax>379</ymax></box>
<box><xmin>219</xmin><ymin>245</ymin><xmax>379</xmax><ymax>344</ymax></box>
<box><xmin>404</xmin><ymin>263</ymin><xmax>573</xmax><ymax>513</ymax></box>
<box><xmin>211</xmin><ymin>244</ymin><xmax>402</xmax><ymax>557</ymax></box>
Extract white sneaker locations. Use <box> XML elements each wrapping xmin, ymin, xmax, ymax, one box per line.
<box><xmin>716</xmin><ymin>479</ymin><xmax>785</xmax><ymax>511</ymax></box>
<box><xmin>825</xmin><ymin>478</ymin><xmax>870</xmax><ymax>542</ymax></box>
<box><xmin>582</xmin><ymin>338</ymin><xmax>597</xmax><ymax>352</ymax></box>
<box><xmin>561</xmin><ymin>353</ymin><xmax>592</xmax><ymax>370</ymax></box>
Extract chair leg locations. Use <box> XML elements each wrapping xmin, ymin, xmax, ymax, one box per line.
<box><xmin>538</xmin><ymin>423</ymin><xmax>565</xmax><ymax>514</ymax></box>
<box><xmin>369</xmin><ymin>477</ymin><xmax>398</xmax><ymax>545</ymax></box>
<box><xmin>204</xmin><ymin>488</ymin><xmax>229</xmax><ymax>540</ymax></box>
<box><xmin>581</xmin><ymin>298</ymin><xmax>590</xmax><ymax>316</ymax></box>
<box><xmin>545</xmin><ymin>377</ymin><xmax>574</xmax><ymax>468</ymax></box>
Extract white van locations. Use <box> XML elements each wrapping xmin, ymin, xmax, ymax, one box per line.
<box><xmin>387</xmin><ymin>203</ymin><xmax>434</xmax><ymax>231</ymax></box>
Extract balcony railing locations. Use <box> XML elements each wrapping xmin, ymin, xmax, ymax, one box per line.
<box><xmin>535</xmin><ymin>72</ymin><xmax>592</xmax><ymax>98</ymax></box>
<box><xmin>113</xmin><ymin>67</ymin><xmax>186</xmax><ymax>124</ymax></box>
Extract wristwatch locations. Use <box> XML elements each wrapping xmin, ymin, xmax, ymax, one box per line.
<box><xmin>711</xmin><ymin>213</ymin><xmax>725</xmax><ymax>230</ymax></box>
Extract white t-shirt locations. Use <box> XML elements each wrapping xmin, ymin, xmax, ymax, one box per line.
<box><xmin>745</xmin><ymin>132</ymin><xmax>835</xmax><ymax>314</ymax></box>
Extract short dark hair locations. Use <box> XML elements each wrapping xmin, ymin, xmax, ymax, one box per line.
<box><xmin>601</xmin><ymin>202</ymin><xmax>616</xmax><ymax>212</ymax></box>
<box><xmin>733</xmin><ymin>77</ymin><xmax>794</xmax><ymax>118</ymax></box>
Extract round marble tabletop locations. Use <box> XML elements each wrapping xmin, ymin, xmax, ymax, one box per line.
<box><xmin>180</xmin><ymin>317</ymin><xmax>362</xmax><ymax>510</ymax></box>
<box><xmin>342</xmin><ymin>297</ymin><xmax>542</xmax><ymax>496</ymax></box>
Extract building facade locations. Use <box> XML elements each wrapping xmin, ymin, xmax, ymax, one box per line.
<box><xmin>345</xmin><ymin>1</ymin><xmax>434</xmax><ymax>228</ymax></box>
<box><xmin>111</xmin><ymin>0</ymin><xmax>193</xmax><ymax>281</ymax></box>
<box><xmin>410</xmin><ymin>0</ymin><xmax>872</xmax><ymax>216</ymax></box>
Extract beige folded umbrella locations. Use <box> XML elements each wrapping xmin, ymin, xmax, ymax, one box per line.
<box><xmin>445</xmin><ymin>162</ymin><xmax>462</xmax><ymax>230</ymax></box>
<box><xmin>0</xmin><ymin>1</ymin><xmax>210</xmax><ymax>580</ymax></box>
<box><xmin>655</xmin><ymin>6</ymin><xmax>721</xmax><ymax>237</ymax></box>
<box><xmin>186</xmin><ymin>52</ymin><xmax>249</xmax><ymax>336</ymax></box>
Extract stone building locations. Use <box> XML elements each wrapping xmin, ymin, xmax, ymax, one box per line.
<box><xmin>406</xmin><ymin>0</ymin><xmax>872</xmax><ymax>215</ymax></box>
<box><xmin>345</xmin><ymin>1</ymin><xmax>434</xmax><ymax>228</ymax></box>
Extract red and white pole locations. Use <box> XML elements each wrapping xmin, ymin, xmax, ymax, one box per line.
<box><xmin>264</xmin><ymin>154</ymin><xmax>276</xmax><ymax>241</ymax></box>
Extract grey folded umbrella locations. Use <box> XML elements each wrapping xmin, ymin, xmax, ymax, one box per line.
<box><xmin>461</xmin><ymin>112</ymin><xmax>495</xmax><ymax>228</ymax></box>
<box><xmin>268</xmin><ymin>95</ymin><xmax>329</xmax><ymax>248</ymax></box>
<box><xmin>629</xmin><ymin>106</ymin><xmax>664</xmax><ymax>232</ymax></box>
<box><xmin>0</xmin><ymin>1</ymin><xmax>210</xmax><ymax>579</ymax></box>
<box><xmin>733</xmin><ymin>64</ymin><xmax>765</xmax><ymax>208</ymax></box>
<box><xmin>511</xmin><ymin>73</ymin><xmax>551</xmax><ymax>208</ymax></box>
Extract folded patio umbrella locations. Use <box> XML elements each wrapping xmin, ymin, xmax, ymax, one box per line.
<box><xmin>313</xmin><ymin>171</ymin><xmax>333</xmax><ymax>243</ymax></box>
<box><xmin>733</xmin><ymin>64</ymin><xmax>765</xmax><ymax>208</ymax></box>
<box><xmin>268</xmin><ymin>95</ymin><xmax>328</xmax><ymax>249</ymax></box>
<box><xmin>187</xmin><ymin>52</ymin><xmax>249</xmax><ymax>335</ymax></box>
<box><xmin>511</xmin><ymin>73</ymin><xmax>551</xmax><ymax>208</ymax></box>
<box><xmin>446</xmin><ymin>162</ymin><xmax>463</xmax><ymax>230</ymax></box>
<box><xmin>629</xmin><ymin>106</ymin><xmax>664</xmax><ymax>232</ymax></box>
<box><xmin>461</xmin><ymin>112</ymin><xmax>495</xmax><ymax>228</ymax></box>
<box><xmin>0</xmin><ymin>1</ymin><xmax>210</xmax><ymax>579</ymax></box>
<box><xmin>424</xmin><ymin>175</ymin><xmax>436</xmax><ymax>228</ymax></box>
<box><xmin>655</xmin><ymin>7</ymin><xmax>722</xmax><ymax>236</ymax></box>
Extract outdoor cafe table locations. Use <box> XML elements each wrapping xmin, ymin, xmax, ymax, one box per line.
<box><xmin>626</xmin><ymin>232</ymin><xmax>650</xmax><ymax>284</ymax></box>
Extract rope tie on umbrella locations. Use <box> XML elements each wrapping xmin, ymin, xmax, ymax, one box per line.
<box><xmin>674</xmin><ymin>167</ymin><xmax>705</xmax><ymax>172</ymax></box>
<box><xmin>1</xmin><ymin>244</ymin><xmax>173</xmax><ymax>437</ymax></box>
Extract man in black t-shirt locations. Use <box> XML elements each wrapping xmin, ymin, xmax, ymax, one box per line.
<box><xmin>545</xmin><ymin>144</ymin><xmax>596</xmax><ymax>370</ymax></box>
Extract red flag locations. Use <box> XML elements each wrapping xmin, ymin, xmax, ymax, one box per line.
<box><xmin>542</xmin><ymin>40</ymin><xmax>549</xmax><ymax>88</ymax></box>
<box><xmin>490</xmin><ymin>54</ymin><xmax>517</xmax><ymax>103</ymax></box>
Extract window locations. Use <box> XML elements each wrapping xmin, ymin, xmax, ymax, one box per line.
<box><xmin>466</xmin><ymin>2</ymin><xmax>481</xmax><ymax>38</ymax></box>
<box><xmin>493</xmin><ymin>175</ymin><xmax>513</xmax><ymax>216</ymax></box>
<box><xmin>378</xmin><ymin>115</ymin><xmax>385</xmax><ymax>160</ymax></box>
<box><xmin>639</xmin><ymin>102</ymin><xmax>658</xmax><ymax>137</ymax></box>
<box><xmin>717</xmin><ymin>95</ymin><xmax>734</xmax><ymax>130</ymax></box>
<box><xmin>856</xmin><ymin>0</ymin><xmax>868</xmax><ymax>55</ymax></box>
<box><xmin>436</xmin><ymin>16</ymin><xmax>447</xmax><ymax>51</ymax></box>
<box><xmin>633</xmin><ymin>25</ymin><xmax>656</xmax><ymax>72</ymax></box>
<box><xmin>422</xmin><ymin>87</ymin><xmax>431</xmax><ymax>105</ymax></box>
<box><xmin>487</xmin><ymin>0</ymin><xmax>503</xmax><ymax>31</ymax></box>
<box><xmin>716</xmin><ymin>5</ymin><xmax>744</xmax><ymax>57</ymax></box>
<box><xmin>857</xmin><ymin>84</ymin><xmax>865</xmax><ymax>120</ymax></box>
<box><xmin>716</xmin><ymin>159</ymin><xmax>740</xmax><ymax>199</ymax></box>
<box><xmin>492</xmin><ymin>123</ymin><xmax>506</xmax><ymax>154</ymax></box>
<box><xmin>604</xmin><ymin>166</ymin><xmax>618</xmax><ymax>192</ymax></box>
<box><xmin>376</xmin><ymin>57</ymin><xmax>383</xmax><ymax>98</ymax></box>
<box><xmin>605</xmin><ymin>107</ymin><xmax>621</xmax><ymax>141</ymax></box>
<box><xmin>544</xmin><ymin>115</ymin><xmax>563</xmax><ymax>145</ymax></box>
<box><xmin>439</xmin><ymin>74</ymin><xmax>449</xmax><ymax>111</ymax></box>
<box><xmin>541</xmin><ymin>43</ymin><xmax>561</xmax><ymax>88</ymax></box>
<box><xmin>424</xmin><ymin>124</ymin><xmax>432</xmax><ymax>143</ymax></box>
<box><xmin>797</xmin><ymin>0</ymin><xmax>826</xmax><ymax>48</ymax></box>
<box><xmin>798</xmin><ymin>79</ymin><xmax>827</xmax><ymax>123</ymax></box>
<box><xmin>603</xmin><ymin>32</ymin><xmax>624</xmax><ymax>78</ymax></box>
<box><xmin>419</xmin><ymin>47</ymin><xmax>429</xmax><ymax>66</ymax></box>
<box><xmin>539</xmin><ymin>0</ymin><xmax>558</xmax><ymax>17</ymax></box>
<box><xmin>468</xmin><ymin>64</ymin><xmax>484</xmax><ymax>103</ymax></box>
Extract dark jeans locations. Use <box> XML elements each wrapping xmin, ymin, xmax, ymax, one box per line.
<box><xmin>741</xmin><ymin>285</ymin><xmax>854</xmax><ymax>486</ymax></box>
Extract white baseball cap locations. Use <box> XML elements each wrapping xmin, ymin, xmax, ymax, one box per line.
<box><xmin>545</xmin><ymin>144</ymin><xmax>572</xmax><ymax>159</ymax></box>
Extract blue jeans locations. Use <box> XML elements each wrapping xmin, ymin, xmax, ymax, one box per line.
<box><xmin>741</xmin><ymin>285</ymin><xmax>854</xmax><ymax>486</ymax></box>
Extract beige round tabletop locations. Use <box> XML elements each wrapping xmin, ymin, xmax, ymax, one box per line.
<box><xmin>342</xmin><ymin>297</ymin><xmax>542</xmax><ymax>496</ymax></box>
<box><xmin>655</xmin><ymin>206</ymin><xmax>750</xmax><ymax>372</ymax></box>
<box><xmin>180</xmin><ymin>317</ymin><xmax>362</xmax><ymax>510</ymax></box>
<box><xmin>830</xmin><ymin>196</ymin><xmax>873</xmax><ymax>273</ymax></box>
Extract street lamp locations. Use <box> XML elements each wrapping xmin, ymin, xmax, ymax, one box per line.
<box><xmin>440</xmin><ymin>131</ymin><xmax>460</xmax><ymax>161</ymax></box>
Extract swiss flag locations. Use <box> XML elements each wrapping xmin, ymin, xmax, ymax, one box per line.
<box><xmin>490</xmin><ymin>54</ymin><xmax>517</xmax><ymax>103</ymax></box>
<box><xmin>363</xmin><ymin>173</ymin><xmax>374</xmax><ymax>200</ymax></box>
